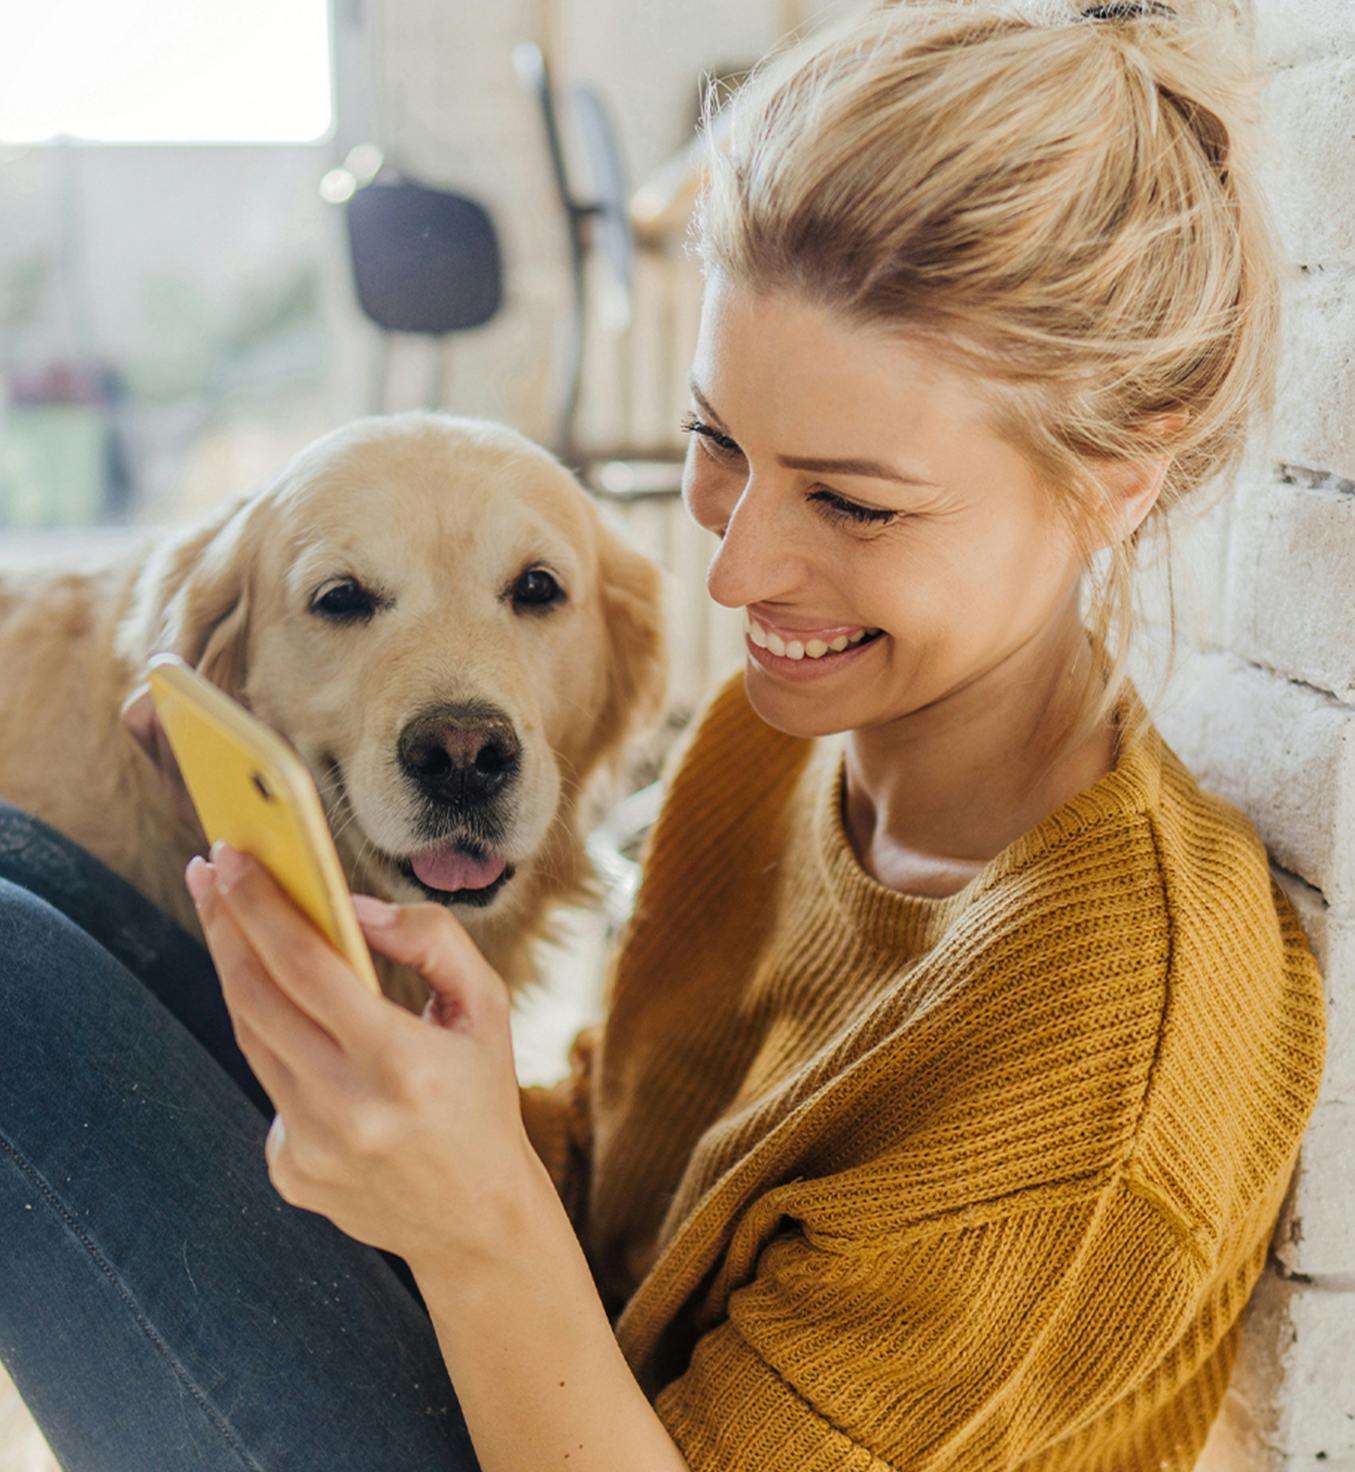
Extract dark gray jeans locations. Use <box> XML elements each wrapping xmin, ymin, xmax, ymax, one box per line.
<box><xmin>0</xmin><ymin>800</ymin><xmax>480</xmax><ymax>1470</ymax></box>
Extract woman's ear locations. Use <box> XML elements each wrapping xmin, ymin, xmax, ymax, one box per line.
<box><xmin>590</xmin><ymin>522</ymin><xmax>670</xmax><ymax>778</ymax></box>
<box><xmin>1077</xmin><ymin>407</ymin><xmax>1191</xmax><ymax>555</ymax></box>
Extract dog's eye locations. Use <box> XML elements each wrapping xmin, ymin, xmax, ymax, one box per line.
<box><xmin>311</xmin><ymin>580</ymin><xmax>376</xmax><ymax>621</ymax></box>
<box><xmin>511</xmin><ymin>568</ymin><xmax>565</xmax><ymax>611</ymax></box>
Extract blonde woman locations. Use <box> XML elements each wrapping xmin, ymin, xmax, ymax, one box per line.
<box><xmin>0</xmin><ymin>1</ymin><xmax>1326</xmax><ymax>1469</ymax></box>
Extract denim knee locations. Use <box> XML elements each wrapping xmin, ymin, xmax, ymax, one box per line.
<box><xmin>0</xmin><ymin>873</ymin><xmax>91</xmax><ymax>1037</ymax></box>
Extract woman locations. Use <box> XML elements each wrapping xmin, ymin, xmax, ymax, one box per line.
<box><xmin>0</xmin><ymin>1</ymin><xmax>1327</xmax><ymax>1468</ymax></box>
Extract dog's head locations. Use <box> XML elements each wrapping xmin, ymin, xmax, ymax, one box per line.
<box><xmin>117</xmin><ymin>411</ymin><xmax>668</xmax><ymax>925</ymax></box>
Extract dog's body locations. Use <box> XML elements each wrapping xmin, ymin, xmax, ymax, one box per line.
<box><xmin>0</xmin><ymin>413</ymin><xmax>667</xmax><ymax>1012</ymax></box>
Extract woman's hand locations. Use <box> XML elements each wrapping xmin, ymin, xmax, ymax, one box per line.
<box><xmin>184</xmin><ymin>839</ymin><xmax>542</xmax><ymax>1274</ymax></box>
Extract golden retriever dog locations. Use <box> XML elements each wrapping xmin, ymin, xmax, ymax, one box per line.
<box><xmin>0</xmin><ymin>411</ymin><xmax>667</xmax><ymax>1013</ymax></box>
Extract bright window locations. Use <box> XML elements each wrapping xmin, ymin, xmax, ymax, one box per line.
<box><xmin>1</xmin><ymin>0</ymin><xmax>332</xmax><ymax>144</ymax></box>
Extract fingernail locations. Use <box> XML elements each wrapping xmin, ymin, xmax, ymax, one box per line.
<box><xmin>351</xmin><ymin>893</ymin><xmax>399</xmax><ymax>927</ymax></box>
<box><xmin>210</xmin><ymin>840</ymin><xmax>250</xmax><ymax>889</ymax></box>
<box><xmin>185</xmin><ymin>855</ymin><xmax>217</xmax><ymax>904</ymax></box>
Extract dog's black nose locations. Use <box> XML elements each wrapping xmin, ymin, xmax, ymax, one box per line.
<box><xmin>397</xmin><ymin>705</ymin><xmax>521</xmax><ymax>807</ymax></box>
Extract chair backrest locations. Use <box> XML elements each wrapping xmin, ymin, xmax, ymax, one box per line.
<box><xmin>345</xmin><ymin>177</ymin><xmax>503</xmax><ymax>335</ymax></box>
<box><xmin>511</xmin><ymin>42</ymin><xmax>579</xmax><ymax>220</ymax></box>
<box><xmin>569</xmin><ymin>82</ymin><xmax>634</xmax><ymax>303</ymax></box>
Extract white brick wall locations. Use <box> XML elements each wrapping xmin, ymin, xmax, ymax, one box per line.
<box><xmin>1130</xmin><ymin>7</ymin><xmax>1355</xmax><ymax>1464</ymax></box>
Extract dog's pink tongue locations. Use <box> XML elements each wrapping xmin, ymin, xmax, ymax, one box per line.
<box><xmin>410</xmin><ymin>841</ymin><xmax>506</xmax><ymax>892</ymax></box>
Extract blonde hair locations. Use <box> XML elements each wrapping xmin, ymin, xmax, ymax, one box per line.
<box><xmin>692</xmin><ymin>0</ymin><xmax>1281</xmax><ymax>775</ymax></box>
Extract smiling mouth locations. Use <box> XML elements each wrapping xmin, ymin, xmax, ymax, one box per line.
<box><xmin>744</xmin><ymin>613</ymin><xmax>885</xmax><ymax>661</ymax></box>
<box><xmin>744</xmin><ymin>619</ymin><xmax>887</xmax><ymax>672</ymax></box>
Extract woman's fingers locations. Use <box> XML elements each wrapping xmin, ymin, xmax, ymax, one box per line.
<box><xmin>191</xmin><ymin>867</ymin><xmax>347</xmax><ymax>1105</ymax></box>
<box><xmin>204</xmin><ymin>845</ymin><xmax>390</xmax><ymax>1056</ymax></box>
<box><xmin>358</xmin><ymin>897</ymin><xmax>509</xmax><ymax>1034</ymax></box>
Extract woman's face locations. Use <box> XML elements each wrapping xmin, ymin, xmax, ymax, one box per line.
<box><xmin>682</xmin><ymin>271</ymin><xmax>1092</xmax><ymax>740</ymax></box>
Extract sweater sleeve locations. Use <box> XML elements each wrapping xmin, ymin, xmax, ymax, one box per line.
<box><xmin>517</xmin><ymin>1022</ymin><xmax>601</xmax><ymax>1235</ymax></box>
<box><xmin>652</xmin><ymin>1175</ymin><xmax>1208</xmax><ymax>1471</ymax></box>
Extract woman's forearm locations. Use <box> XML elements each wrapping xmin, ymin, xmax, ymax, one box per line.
<box><xmin>407</xmin><ymin>1145</ymin><xmax>691</xmax><ymax>1472</ymax></box>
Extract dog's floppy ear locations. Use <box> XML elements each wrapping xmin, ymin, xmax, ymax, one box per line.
<box><xmin>115</xmin><ymin>489</ymin><xmax>270</xmax><ymax>825</ymax></box>
<box><xmin>589</xmin><ymin>521</ymin><xmax>669</xmax><ymax>776</ymax></box>
<box><xmin>118</xmin><ymin>488</ymin><xmax>270</xmax><ymax>700</ymax></box>
<box><xmin>153</xmin><ymin>492</ymin><xmax>268</xmax><ymax>701</ymax></box>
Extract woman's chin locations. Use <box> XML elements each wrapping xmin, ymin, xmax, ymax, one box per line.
<box><xmin>741</xmin><ymin>664</ymin><xmax>859</xmax><ymax>739</ymax></box>
<box><xmin>740</xmin><ymin>628</ymin><xmax>890</xmax><ymax>736</ymax></box>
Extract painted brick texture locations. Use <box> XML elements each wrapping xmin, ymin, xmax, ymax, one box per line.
<box><xmin>1135</xmin><ymin>5</ymin><xmax>1355</xmax><ymax>1465</ymax></box>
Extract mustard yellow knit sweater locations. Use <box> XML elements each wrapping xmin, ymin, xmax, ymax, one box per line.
<box><xmin>519</xmin><ymin>668</ymin><xmax>1327</xmax><ymax>1470</ymax></box>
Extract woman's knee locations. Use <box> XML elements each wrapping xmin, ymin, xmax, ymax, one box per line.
<box><xmin>0</xmin><ymin>873</ymin><xmax>96</xmax><ymax>1001</ymax></box>
<box><xmin>0</xmin><ymin>872</ymin><xmax>184</xmax><ymax>1144</ymax></box>
<box><xmin>0</xmin><ymin>877</ymin><xmax>115</xmax><ymax>1106</ymax></box>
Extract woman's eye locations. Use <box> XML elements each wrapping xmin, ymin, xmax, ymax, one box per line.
<box><xmin>679</xmin><ymin>411</ymin><xmax>742</xmax><ymax>459</ymax></box>
<box><xmin>511</xmin><ymin>567</ymin><xmax>566</xmax><ymax>611</ymax></box>
<box><xmin>680</xmin><ymin>412</ymin><xmax>899</xmax><ymax>527</ymax></box>
<box><xmin>311</xmin><ymin>579</ymin><xmax>377</xmax><ymax>621</ymax></box>
<box><xmin>807</xmin><ymin>489</ymin><xmax>899</xmax><ymax>527</ymax></box>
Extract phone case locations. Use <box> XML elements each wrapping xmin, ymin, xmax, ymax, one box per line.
<box><xmin>144</xmin><ymin>652</ymin><xmax>383</xmax><ymax>996</ymax></box>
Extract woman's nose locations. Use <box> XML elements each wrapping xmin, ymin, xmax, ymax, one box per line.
<box><xmin>700</xmin><ymin>481</ymin><xmax>800</xmax><ymax>611</ymax></box>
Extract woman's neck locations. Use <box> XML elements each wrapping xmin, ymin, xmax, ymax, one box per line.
<box><xmin>841</xmin><ymin>624</ymin><xmax>1115</xmax><ymax>898</ymax></box>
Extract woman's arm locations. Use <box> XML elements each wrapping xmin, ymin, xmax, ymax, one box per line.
<box><xmin>408</xmin><ymin>1153</ymin><xmax>690</xmax><ymax>1472</ymax></box>
<box><xmin>186</xmin><ymin>848</ymin><xmax>684</xmax><ymax>1471</ymax></box>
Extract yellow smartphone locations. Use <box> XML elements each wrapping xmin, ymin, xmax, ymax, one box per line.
<box><xmin>144</xmin><ymin>651</ymin><xmax>382</xmax><ymax>996</ymax></box>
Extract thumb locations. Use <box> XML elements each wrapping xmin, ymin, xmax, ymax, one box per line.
<box><xmin>350</xmin><ymin>895</ymin><xmax>506</xmax><ymax>1020</ymax></box>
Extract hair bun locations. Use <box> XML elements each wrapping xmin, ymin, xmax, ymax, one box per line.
<box><xmin>1080</xmin><ymin>2</ymin><xmax>1177</xmax><ymax>18</ymax></box>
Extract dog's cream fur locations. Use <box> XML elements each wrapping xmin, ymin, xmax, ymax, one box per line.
<box><xmin>0</xmin><ymin>412</ymin><xmax>667</xmax><ymax>1012</ymax></box>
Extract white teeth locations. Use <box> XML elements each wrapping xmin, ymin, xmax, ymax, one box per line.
<box><xmin>745</xmin><ymin>613</ymin><xmax>881</xmax><ymax>659</ymax></box>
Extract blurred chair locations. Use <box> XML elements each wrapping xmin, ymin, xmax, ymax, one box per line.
<box><xmin>513</xmin><ymin>45</ymin><xmax>712</xmax><ymax>919</ymax></box>
<box><xmin>336</xmin><ymin>157</ymin><xmax>504</xmax><ymax>413</ymax></box>
<box><xmin>512</xmin><ymin>42</ymin><xmax>686</xmax><ymax>504</ymax></box>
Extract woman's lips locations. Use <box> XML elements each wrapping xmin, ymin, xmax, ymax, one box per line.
<box><xmin>747</xmin><ymin>614</ymin><xmax>871</xmax><ymax>642</ymax></box>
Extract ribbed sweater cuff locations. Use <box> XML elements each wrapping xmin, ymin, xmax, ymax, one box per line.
<box><xmin>653</xmin><ymin>1323</ymin><xmax>892</xmax><ymax>1472</ymax></box>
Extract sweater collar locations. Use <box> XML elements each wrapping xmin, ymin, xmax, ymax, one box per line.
<box><xmin>809</xmin><ymin>671</ymin><xmax>1164</xmax><ymax>954</ymax></box>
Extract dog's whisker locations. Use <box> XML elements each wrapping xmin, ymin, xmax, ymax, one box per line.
<box><xmin>329</xmin><ymin>805</ymin><xmax>362</xmax><ymax>845</ymax></box>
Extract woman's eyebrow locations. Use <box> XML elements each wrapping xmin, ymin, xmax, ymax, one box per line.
<box><xmin>688</xmin><ymin>377</ymin><xmax>938</xmax><ymax>487</ymax></box>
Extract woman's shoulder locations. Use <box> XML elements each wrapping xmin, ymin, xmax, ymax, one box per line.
<box><xmin>1123</xmin><ymin>736</ymin><xmax>1328</xmax><ymax>1261</ymax></box>
<box><xmin>1147</xmin><ymin>728</ymin><xmax>1327</xmax><ymax>1078</ymax></box>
